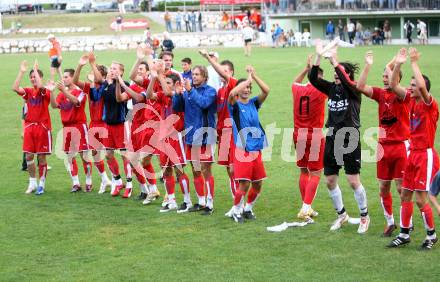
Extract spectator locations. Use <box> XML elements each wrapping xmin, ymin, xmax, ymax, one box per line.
<box><xmin>175</xmin><ymin>12</ymin><xmax>182</xmax><ymax>31</ymax></box>
<box><xmin>417</xmin><ymin>19</ymin><xmax>427</xmax><ymax>45</ymax></box>
<box><xmin>164</xmin><ymin>11</ymin><xmax>172</xmax><ymax>33</ymax></box>
<box><xmin>181</xmin><ymin>57</ymin><xmax>192</xmax><ymax>83</ymax></box>
<box><xmin>355</xmin><ymin>20</ymin><xmax>363</xmax><ymax>45</ymax></box>
<box><xmin>337</xmin><ymin>19</ymin><xmax>346</xmax><ymax>41</ymax></box>
<box><xmin>347</xmin><ymin>19</ymin><xmax>356</xmax><ymax>44</ymax></box>
<box><xmin>115</xmin><ymin>15</ymin><xmax>123</xmax><ymax>33</ymax></box>
<box><xmin>404</xmin><ymin>19</ymin><xmax>414</xmax><ymax>44</ymax></box>
<box><xmin>198</xmin><ymin>11</ymin><xmax>203</xmax><ymax>32</ymax></box>
<box><xmin>383</xmin><ymin>19</ymin><xmax>392</xmax><ymax>44</ymax></box>
<box><xmin>258</xmin><ymin>16</ymin><xmax>266</xmax><ymax>32</ymax></box>
<box><xmin>363</xmin><ymin>28</ymin><xmax>371</xmax><ymax>45</ymax></box>
<box><xmin>222</xmin><ymin>11</ymin><xmax>229</xmax><ymax>29</ymax></box>
<box><xmin>190</xmin><ymin>11</ymin><xmax>197</xmax><ymax>32</ymax></box>
<box><xmin>242</xmin><ymin>22</ymin><xmax>254</xmax><ymax>56</ymax></box>
<box><xmin>161</xmin><ymin>31</ymin><xmax>175</xmax><ymax>52</ymax></box>
<box><xmin>117</xmin><ymin>0</ymin><xmax>126</xmax><ymax>14</ymax></box>
<box><xmin>272</xmin><ymin>23</ymin><xmax>282</xmax><ymax>47</ymax></box>
<box><xmin>326</xmin><ymin>20</ymin><xmax>335</xmax><ymax>40</ymax></box>
<box><xmin>184</xmin><ymin>12</ymin><xmax>191</xmax><ymax>32</ymax></box>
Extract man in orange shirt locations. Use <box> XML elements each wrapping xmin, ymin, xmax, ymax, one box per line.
<box><xmin>47</xmin><ymin>34</ymin><xmax>62</xmax><ymax>81</ymax></box>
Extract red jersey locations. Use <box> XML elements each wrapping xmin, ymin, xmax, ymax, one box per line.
<box><xmin>145</xmin><ymin>90</ymin><xmax>165</xmax><ymax>121</ymax></box>
<box><xmin>292</xmin><ymin>82</ymin><xmax>326</xmax><ymax>135</ymax></box>
<box><xmin>162</xmin><ymin>95</ymin><xmax>184</xmax><ymax>132</ymax></box>
<box><xmin>21</xmin><ymin>87</ymin><xmax>52</xmax><ymax>129</ymax></box>
<box><xmin>56</xmin><ymin>88</ymin><xmax>87</xmax><ymax>126</ymax></box>
<box><xmin>217</xmin><ymin>77</ymin><xmax>237</xmax><ymax>130</ymax></box>
<box><xmin>409</xmin><ymin>96</ymin><xmax>439</xmax><ymax>150</ymax></box>
<box><xmin>371</xmin><ymin>87</ymin><xmax>410</xmax><ymax>143</ymax></box>
<box><xmin>83</xmin><ymin>82</ymin><xmax>104</xmax><ymax>123</ymax></box>
<box><xmin>128</xmin><ymin>83</ymin><xmax>147</xmax><ymax>127</ymax></box>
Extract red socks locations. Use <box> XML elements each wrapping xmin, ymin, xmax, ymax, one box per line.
<box><xmin>38</xmin><ymin>163</ymin><xmax>47</xmax><ymax>179</ymax></box>
<box><xmin>164</xmin><ymin>175</ymin><xmax>176</xmax><ymax>195</ymax></box>
<box><xmin>380</xmin><ymin>191</ymin><xmax>393</xmax><ymax>217</ymax></box>
<box><xmin>143</xmin><ymin>163</ymin><xmax>156</xmax><ymax>185</ymax></box>
<box><xmin>107</xmin><ymin>157</ymin><xmax>120</xmax><ymax>177</ymax></box>
<box><xmin>229</xmin><ymin>177</ymin><xmax>237</xmax><ymax>197</ymax></box>
<box><xmin>400</xmin><ymin>201</ymin><xmax>414</xmax><ymax>229</ymax></box>
<box><xmin>82</xmin><ymin>160</ymin><xmax>92</xmax><ymax>177</ymax></box>
<box><xmin>179</xmin><ymin>173</ymin><xmax>190</xmax><ymax>194</ymax></box>
<box><xmin>420</xmin><ymin>203</ymin><xmax>435</xmax><ymax>231</ymax></box>
<box><xmin>206</xmin><ymin>176</ymin><xmax>215</xmax><ymax>199</ymax></box>
<box><xmin>303</xmin><ymin>175</ymin><xmax>320</xmax><ymax>205</ymax></box>
<box><xmin>132</xmin><ymin>166</ymin><xmax>146</xmax><ymax>185</ymax></box>
<box><xmin>95</xmin><ymin>160</ymin><xmax>105</xmax><ymax>174</ymax></box>
<box><xmin>234</xmin><ymin>189</ymin><xmax>246</xmax><ymax>206</ymax></box>
<box><xmin>246</xmin><ymin>186</ymin><xmax>261</xmax><ymax>205</ymax></box>
<box><xmin>70</xmin><ymin>158</ymin><xmax>78</xmax><ymax>177</ymax></box>
<box><xmin>299</xmin><ymin>171</ymin><xmax>309</xmax><ymax>201</ymax></box>
<box><xmin>193</xmin><ymin>175</ymin><xmax>205</xmax><ymax>197</ymax></box>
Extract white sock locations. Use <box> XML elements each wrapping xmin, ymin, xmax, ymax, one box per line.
<box><xmin>125</xmin><ymin>180</ymin><xmax>132</xmax><ymax>189</ymax></box>
<box><xmin>328</xmin><ymin>185</ymin><xmax>344</xmax><ymax>214</ymax></box>
<box><xmin>140</xmin><ymin>183</ymin><xmax>148</xmax><ymax>193</ymax></box>
<box><xmin>206</xmin><ymin>197</ymin><xmax>213</xmax><ymax>209</ymax></box>
<box><xmin>354</xmin><ymin>184</ymin><xmax>368</xmax><ymax>215</ymax></box>
<box><xmin>244</xmin><ymin>203</ymin><xmax>253</xmax><ymax>212</ymax></box>
<box><xmin>115</xmin><ymin>178</ymin><xmax>122</xmax><ymax>186</ymax></box>
<box><xmin>181</xmin><ymin>178</ymin><xmax>191</xmax><ymax>203</ymax></box>
<box><xmin>399</xmin><ymin>233</ymin><xmax>410</xmax><ymax>239</ymax></box>
<box><xmin>168</xmin><ymin>193</ymin><xmax>176</xmax><ymax>202</ymax></box>
<box><xmin>427</xmin><ymin>233</ymin><xmax>437</xmax><ymax>240</ymax></box>
<box><xmin>386</xmin><ymin>215</ymin><xmax>395</xmax><ymax>226</ymax></box>
<box><xmin>86</xmin><ymin>176</ymin><xmax>92</xmax><ymax>186</ymax></box>
<box><xmin>301</xmin><ymin>203</ymin><xmax>311</xmax><ymax>213</ymax></box>
<box><xmin>29</xmin><ymin>177</ymin><xmax>37</xmax><ymax>188</ymax></box>
<box><xmin>99</xmin><ymin>171</ymin><xmax>109</xmax><ymax>182</ymax></box>
<box><xmin>72</xmin><ymin>175</ymin><xmax>80</xmax><ymax>186</ymax></box>
<box><xmin>149</xmin><ymin>184</ymin><xmax>158</xmax><ymax>193</ymax></box>
<box><xmin>198</xmin><ymin>196</ymin><xmax>206</xmax><ymax>206</ymax></box>
<box><xmin>38</xmin><ymin>177</ymin><xmax>45</xmax><ymax>188</ymax></box>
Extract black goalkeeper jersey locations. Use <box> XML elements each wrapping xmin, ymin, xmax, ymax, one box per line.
<box><xmin>308</xmin><ymin>65</ymin><xmax>361</xmax><ymax>130</ymax></box>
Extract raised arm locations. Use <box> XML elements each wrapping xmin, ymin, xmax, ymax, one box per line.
<box><xmin>389</xmin><ymin>48</ymin><xmax>408</xmax><ymax>99</ymax></box>
<box><xmin>89</xmin><ymin>52</ymin><xmax>104</xmax><ymax>83</ymax></box>
<box><xmin>247</xmin><ymin>65</ymin><xmax>270</xmax><ymax>105</ymax></box>
<box><xmin>73</xmin><ymin>54</ymin><xmax>88</xmax><ymax>90</ymax></box>
<box><xmin>12</xmin><ymin>61</ymin><xmax>28</xmax><ymax>95</ymax></box>
<box><xmin>46</xmin><ymin>81</ymin><xmax>59</xmax><ymax>109</ymax></box>
<box><xmin>32</xmin><ymin>60</ymin><xmax>44</xmax><ymax>90</ymax></box>
<box><xmin>409</xmin><ymin>47</ymin><xmax>431</xmax><ymax>104</ymax></box>
<box><xmin>293</xmin><ymin>54</ymin><xmax>312</xmax><ymax>84</ymax></box>
<box><xmin>130</xmin><ymin>44</ymin><xmax>154</xmax><ymax>84</ymax></box>
<box><xmin>172</xmin><ymin>89</ymin><xmax>185</xmax><ymax>112</ymax></box>
<box><xmin>308</xmin><ymin>39</ymin><xmax>332</xmax><ymax>95</ymax></box>
<box><xmin>356</xmin><ymin>50</ymin><xmax>374</xmax><ymax>97</ymax></box>
<box><xmin>146</xmin><ymin>69</ymin><xmax>158</xmax><ymax>100</ymax></box>
<box><xmin>229</xmin><ymin>73</ymin><xmax>252</xmax><ymax>105</ymax></box>
<box><xmin>115</xmin><ymin>76</ymin><xmax>131</xmax><ymax>102</ymax></box>
<box><xmin>199</xmin><ymin>49</ymin><xmax>229</xmax><ymax>81</ymax></box>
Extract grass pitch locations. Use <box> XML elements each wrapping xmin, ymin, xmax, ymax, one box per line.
<box><xmin>1</xmin><ymin>46</ymin><xmax>440</xmax><ymax>281</ymax></box>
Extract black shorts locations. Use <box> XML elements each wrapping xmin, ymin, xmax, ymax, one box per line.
<box><xmin>244</xmin><ymin>38</ymin><xmax>252</xmax><ymax>45</ymax></box>
<box><xmin>51</xmin><ymin>57</ymin><xmax>61</xmax><ymax>68</ymax></box>
<box><xmin>324</xmin><ymin>129</ymin><xmax>361</xmax><ymax>176</ymax></box>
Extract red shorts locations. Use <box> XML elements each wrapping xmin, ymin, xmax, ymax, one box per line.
<box><xmin>233</xmin><ymin>147</ymin><xmax>266</xmax><ymax>182</ymax></box>
<box><xmin>128</xmin><ymin>122</ymin><xmax>144</xmax><ymax>152</ymax></box>
<box><xmin>103</xmin><ymin>123</ymin><xmax>127</xmax><ymax>150</ymax></box>
<box><xmin>402</xmin><ymin>148</ymin><xmax>439</xmax><ymax>191</ymax></box>
<box><xmin>185</xmin><ymin>144</ymin><xmax>215</xmax><ymax>163</ymax></box>
<box><xmin>139</xmin><ymin>128</ymin><xmax>159</xmax><ymax>155</ymax></box>
<box><xmin>88</xmin><ymin>121</ymin><xmax>106</xmax><ymax>151</ymax></box>
<box><xmin>159</xmin><ymin>132</ymin><xmax>186</xmax><ymax>167</ymax></box>
<box><xmin>217</xmin><ymin>129</ymin><xmax>234</xmax><ymax>166</ymax></box>
<box><xmin>294</xmin><ymin>135</ymin><xmax>324</xmax><ymax>172</ymax></box>
<box><xmin>377</xmin><ymin>141</ymin><xmax>409</xmax><ymax>181</ymax></box>
<box><xmin>63</xmin><ymin>123</ymin><xmax>89</xmax><ymax>153</ymax></box>
<box><xmin>23</xmin><ymin>123</ymin><xmax>52</xmax><ymax>154</ymax></box>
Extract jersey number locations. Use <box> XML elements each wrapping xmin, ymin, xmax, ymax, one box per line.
<box><xmin>299</xmin><ymin>96</ymin><xmax>310</xmax><ymax>116</ymax></box>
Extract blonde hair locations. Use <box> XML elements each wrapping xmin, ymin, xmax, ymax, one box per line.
<box><xmin>112</xmin><ymin>61</ymin><xmax>125</xmax><ymax>73</ymax></box>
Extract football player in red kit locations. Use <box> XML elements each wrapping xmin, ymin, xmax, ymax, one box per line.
<box><xmin>356</xmin><ymin>51</ymin><xmax>410</xmax><ymax>237</ymax></box>
<box><xmin>72</xmin><ymin>53</ymin><xmax>111</xmax><ymax>194</ymax></box>
<box><xmin>292</xmin><ymin>55</ymin><xmax>327</xmax><ymax>222</ymax></box>
<box><xmin>48</xmin><ymin>69</ymin><xmax>93</xmax><ymax>192</ymax></box>
<box><xmin>388</xmin><ymin>48</ymin><xmax>439</xmax><ymax>250</ymax></box>
<box><xmin>13</xmin><ymin>60</ymin><xmax>51</xmax><ymax>195</ymax></box>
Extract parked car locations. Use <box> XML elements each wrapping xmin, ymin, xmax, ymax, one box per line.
<box><xmin>91</xmin><ymin>1</ymin><xmax>115</xmax><ymax>12</ymax></box>
<box><xmin>0</xmin><ymin>3</ymin><xmax>15</xmax><ymax>14</ymax></box>
<box><xmin>17</xmin><ymin>4</ymin><xmax>43</xmax><ymax>13</ymax></box>
<box><xmin>66</xmin><ymin>1</ymin><xmax>92</xmax><ymax>12</ymax></box>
